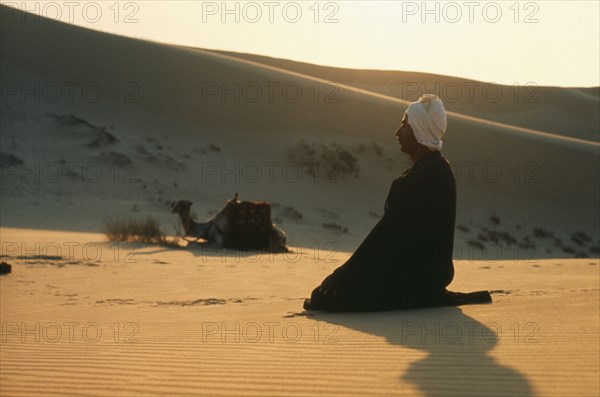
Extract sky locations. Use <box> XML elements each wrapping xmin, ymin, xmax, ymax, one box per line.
<box><xmin>2</xmin><ymin>0</ymin><xmax>599</xmax><ymax>87</ymax></box>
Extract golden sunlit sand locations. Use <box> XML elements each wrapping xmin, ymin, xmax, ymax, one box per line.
<box><xmin>1</xmin><ymin>228</ymin><xmax>598</xmax><ymax>396</ymax></box>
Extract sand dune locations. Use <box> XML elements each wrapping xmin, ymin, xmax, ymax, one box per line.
<box><xmin>1</xmin><ymin>5</ymin><xmax>598</xmax><ymax>259</ymax></box>
<box><xmin>208</xmin><ymin>49</ymin><xmax>600</xmax><ymax>143</ymax></box>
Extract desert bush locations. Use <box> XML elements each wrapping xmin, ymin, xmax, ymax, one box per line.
<box><xmin>571</xmin><ymin>231</ymin><xmax>591</xmax><ymax>246</ymax></box>
<box><xmin>369</xmin><ymin>211</ymin><xmax>381</xmax><ymax>219</ymax></box>
<box><xmin>288</xmin><ymin>140</ymin><xmax>360</xmax><ymax>179</ymax></box>
<box><xmin>103</xmin><ymin>216</ymin><xmax>179</xmax><ymax>246</ymax></box>
<box><xmin>322</xmin><ymin>222</ymin><xmax>349</xmax><ymax>234</ymax></box>
<box><xmin>281</xmin><ymin>206</ymin><xmax>303</xmax><ymax>221</ymax></box>
<box><xmin>457</xmin><ymin>224</ymin><xmax>470</xmax><ymax>232</ymax></box>
<box><xmin>354</xmin><ymin>141</ymin><xmax>383</xmax><ymax>156</ymax></box>
<box><xmin>0</xmin><ymin>152</ymin><xmax>24</xmax><ymax>167</ymax></box>
<box><xmin>466</xmin><ymin>240</ymin><xmax>485</xmax><ymax>249</ymax></box>
<box><xmin>533</xmin><ymin>227</ymin><xmax>552</xmax><ymax>239</ymax></box>
<box><xmin>562</xmin><ymin>246</ymin><xmax>576</xmax><ymax>254</ymax></box>
<box><xmin>369</xmin><ymin>142</ymin><xmax>383</xmax><ymax>156</ymax></box>
<box><xmin>489</xmin><ymin>214</ymin><xmax>500</xmax><ymax>225</ymax></box>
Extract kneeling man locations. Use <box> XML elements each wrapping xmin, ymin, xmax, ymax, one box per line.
<box><xmin>304</xmin><ymin>94</ymin><xmax>456</xmax><ymax>312</ymax></box>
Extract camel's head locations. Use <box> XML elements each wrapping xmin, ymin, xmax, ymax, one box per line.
<box><xmin>170</xmin><ymin>200</ymin><xmax>193</xmax><ymax>214</ymax></box>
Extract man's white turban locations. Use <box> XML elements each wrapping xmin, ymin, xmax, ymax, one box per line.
<box><xmin>405</xmin><ymin>94</ymin><xmax>447</xmax><ymax>151</ymax></box>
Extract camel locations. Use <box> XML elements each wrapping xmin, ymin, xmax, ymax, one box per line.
<box><xmin>170</xmin><ymin>199</ymin><xmax>225</xmax><ymax>246</ymax></box>
<box><xmin>170</xmin><ymin>194</ymin><xmax>288</xmax><ymax>252</ymax></box>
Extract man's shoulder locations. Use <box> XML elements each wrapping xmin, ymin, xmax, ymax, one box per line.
<box><xmin>415</xmin><ymin>152</ymin><xmax>456</xmax><ymax>187</ymax></box>
<box><xmin>422</xmin><ymin>152</ymin><xmax>453</xmax><ymax>172</ymax></box>
<box><xmin>439</xmin><ymin>154</ymin><xmax>454</xmax><ymax>171</ymax></box>
<box><xmin>400</xmin><ymin>152</ymin><xmax>454</xmax><ymax>180</ymax></box>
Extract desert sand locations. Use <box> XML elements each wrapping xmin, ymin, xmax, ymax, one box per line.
<box><xmin>1</xmin><ymin>5</ymin><xmax>599</xmax><ymax>397</ymax></box>
<box><xmin>1</xmin><ymin>228</ymin><xmax>599</xmax><ymax>396</ymax></box>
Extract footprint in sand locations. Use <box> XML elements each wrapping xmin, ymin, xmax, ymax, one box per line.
<box><xmin>489</xmin><ymin>289</ymin><xmax>513</xmax><ymax>295</ymax></box>
<box><xmin>529</xmin><ymin>290</ymin><xmax>547</xmax><ymax>296</ymax></box>
<box><xmin>155</xmin><ymin>298</ymin><xmax>227</xmax><ymax>307</ymax></box>
<box><xmin>96</xmin><ymin>298</ymin><xmax>136</xmax><ymax>305</ymax></box>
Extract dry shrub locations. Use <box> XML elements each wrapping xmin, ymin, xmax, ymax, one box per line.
<box><xmin>288</xmin><ymin>140</ymin><xmax>360</xmax><ymax>179</ymax></box>
<box><xmin>104</xmin><ymin>217</ymin><xmax>180</xmax><ymax>247</ymax></box>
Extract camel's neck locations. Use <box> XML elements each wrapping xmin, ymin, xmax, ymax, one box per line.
<box><xmin>178</xmin><ymin>211</ymin><xmax>194</xmax><ymax>234</ymax></box>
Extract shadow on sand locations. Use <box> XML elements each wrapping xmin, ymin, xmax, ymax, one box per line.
<box><xmin>130</xmin><ymin>240</ymin><xmax>296</xmax><ymax>259</ymax></box>
<box><xmin>308</xmin><ymin>306</ymin><xmax>534</xmax><ymax>397</ymax></box>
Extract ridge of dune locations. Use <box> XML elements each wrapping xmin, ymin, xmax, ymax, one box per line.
<box><xmin>186</xmin><ymin>47</ymin><xmax>599</xmax><ymax>149</ymax></box>
<box><xmin>204</xmin><ymin>48</ymin><xmax>600</xmax><ymax>143</ymax></box>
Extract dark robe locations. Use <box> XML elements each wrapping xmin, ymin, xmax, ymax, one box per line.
<box><xmin>305</xmin><ymin>150</ymin><xmax>457</xmax><ymax>311</ymax></box>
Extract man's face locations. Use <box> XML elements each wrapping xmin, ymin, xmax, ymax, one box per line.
<box><xmin>395</xmin><ymin>113</ymin><xmax>418</xmax><ymax>154</ymax></box>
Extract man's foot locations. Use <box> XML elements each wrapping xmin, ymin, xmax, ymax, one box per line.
<box><xmin>303</xmin><ymin>299</ymin><xmax>312</xmax><ymax>310</ymax></box>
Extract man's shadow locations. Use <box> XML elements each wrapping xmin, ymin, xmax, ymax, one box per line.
<box><xmin>309</xmin><ymin>306</ymin><xmax>534</xmax><ymax>397</ymax></box>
